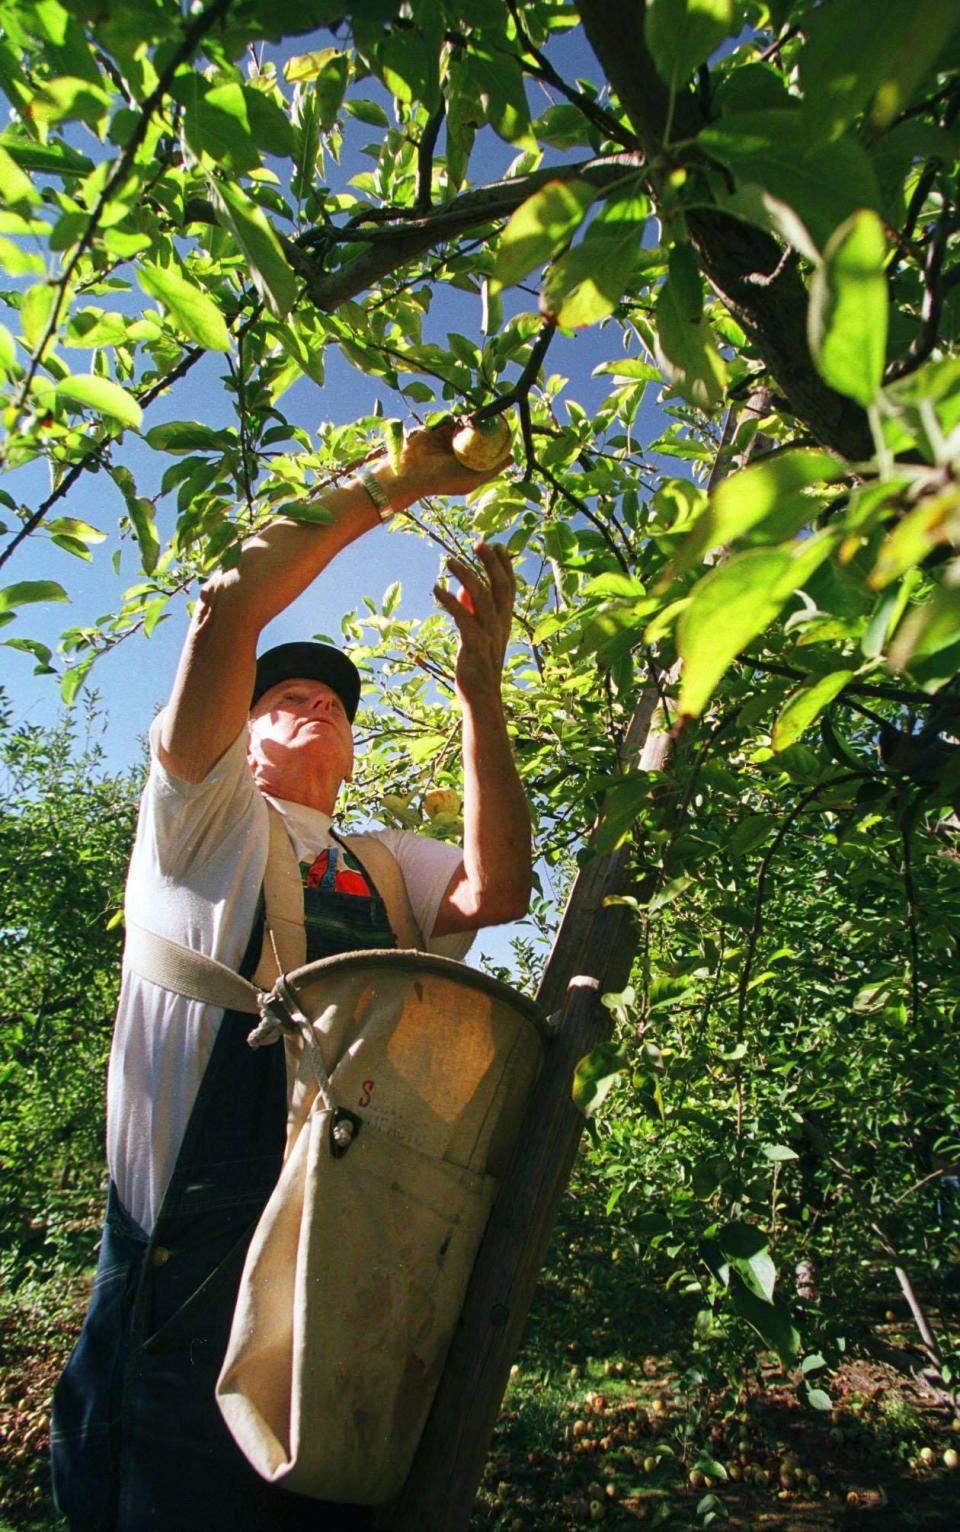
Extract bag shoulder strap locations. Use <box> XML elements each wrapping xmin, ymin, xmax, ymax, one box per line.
<box><xmin>124</xmin><ymin>921</ymin><xmax>261</xmax><ymax>1014</ymax></box>
<box><xmin>338</xmin><ymin>831</ymin><xmax>425</xmax><ymax>951</ymax></box>
<box><xmin>252</xmin><ymin>803</ymin><xmax>307</xmax><ymax>989</ymax></box>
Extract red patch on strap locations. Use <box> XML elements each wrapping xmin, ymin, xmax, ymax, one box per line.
<box><xmin>304</xmin><ymin>850</ymin><xmax>372</xmax><ymax>897</ymax></box>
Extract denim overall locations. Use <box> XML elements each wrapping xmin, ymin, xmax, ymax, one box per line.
<box><xmin>52</xmin><ymin>844</ymin><xmax>396</xmax><ymax>1531</ymax></box>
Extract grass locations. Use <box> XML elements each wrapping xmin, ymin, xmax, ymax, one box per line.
<box><xmin>1</xmin><ymin>1183</ymin><xmax>958</xmax><ymax>1530</ymax></box>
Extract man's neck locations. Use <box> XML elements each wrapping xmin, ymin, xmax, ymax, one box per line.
<box><xmin>251</xmin><ymin>768</ymin><xmax>340</xmax><ymax>817</ymax></box>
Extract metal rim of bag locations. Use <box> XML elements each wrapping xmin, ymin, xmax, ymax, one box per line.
<box><xmin>281</xmin><ymin>947</ymin><xmax>549</xmax><ymax>1040</ymax></box>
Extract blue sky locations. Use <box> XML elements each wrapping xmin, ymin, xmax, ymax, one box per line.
<box><xmin>0</xmin><ymin>20</ymin><xmax>670</xmax><ymax>971</ymax></box>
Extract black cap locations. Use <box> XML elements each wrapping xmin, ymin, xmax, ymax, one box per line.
<box><xmin>251</xmin><ymin>642</ymin><xmax>362</xmax><ymax>721</ymax></box>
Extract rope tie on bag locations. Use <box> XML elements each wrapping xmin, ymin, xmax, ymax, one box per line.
<box><xmin>246</xmin><ymin>980</ymin><xmax>362</xmax><ymax>1157</ymax></box>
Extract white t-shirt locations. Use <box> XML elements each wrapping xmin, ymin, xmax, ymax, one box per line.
<box><xmin>107</xmin><ymin>717</ymin><xmax>472</xmax><ymax>1234</ymax></box>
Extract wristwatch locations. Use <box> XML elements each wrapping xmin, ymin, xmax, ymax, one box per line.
<box><xmin>356</xmin><ymin>466</ymin><xmax>395</xmax><ymax>523</ymax></box>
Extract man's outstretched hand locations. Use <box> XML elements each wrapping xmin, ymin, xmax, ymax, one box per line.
<box><xmin>433</xmin><ymin>541</ymin><xmax>516</xmax><ymax>706</ymax></box>
<box><xmin>387</xmin><ymin>421</ymin><xmax>512</xmax><ymax>507</ymax></box>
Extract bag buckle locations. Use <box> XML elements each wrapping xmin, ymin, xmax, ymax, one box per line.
<box><xmin>330</xmin><ymin>1108</ymin><xmax>362</xmax><ymax>1159</ymax></box>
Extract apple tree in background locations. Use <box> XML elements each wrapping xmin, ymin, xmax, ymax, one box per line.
<box><xmin>1</xmin><ymin>0</ymin><xmax>959</xmax><ymax>1410</ymax></box>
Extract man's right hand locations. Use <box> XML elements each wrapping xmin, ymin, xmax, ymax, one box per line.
<box><xmin>383</xmin><ymin>421</ymin><xmax>513</xmax><ymax>509</ymax></box>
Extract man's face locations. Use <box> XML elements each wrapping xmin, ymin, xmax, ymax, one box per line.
<box><xmin>247</xmin><ymin>678</ymin><xmax>354</xmax><ymax>789</ymax></box>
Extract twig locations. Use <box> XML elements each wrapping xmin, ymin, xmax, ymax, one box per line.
<box><xmin>10</xmin><ymin>0</ymin><xmax>233</xmax><ymax>422</ymax></box>
<box><xmin>739</xmin><ymin>653</ymin><xmax>944</xmax><ymax>708</ymax></box>
<box><xmin>415</xmin><ymin>99</ymin><xmax>446</xmax><ymax>211</ymax></box>
<box><xmin>0</xmin><ymin>344</ymin><xmax>205</xmax><ymax>573</ymax></box>
<box><xmin>733</xmin><ymin>775</ymin><xmax>861</xmax><ymax>1143</ymax></box>
<box><xmin>886</xmin><ymin>196</ymin><xmax>960</xmax><ymax>382</ymax></box>
<box><xmin>504</xmin><ymin>0</ymin><xmax>638</xmax><ymax>151</ymax></box>
<box><xmin>537</xmin><ymin>463</ymin><xmax>630</xmax><ymax>573</ymax></box>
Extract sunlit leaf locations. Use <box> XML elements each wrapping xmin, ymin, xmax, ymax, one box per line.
<box><xmin>808</xmin><ymin>209</ymin><xmax>888</xmax><ymax>407</ymax></box>
<box><xmin>0</xmin><ymin>580</ymin><xmax>69</xmax><ymax>615</ymax></box>
<box><xmin>645</xmin><ymin>0</ymin><xmax>736</xmax><ymax>91</ymax></box>
<box><xmin>491</xmin><ymin>179</ymin><xmax>595</xmax><ymax>295</ymax></box>
<box><xmin>542</xmin><ymin>185</ymin><xmax>647</xmax><ymax>330</ymax></box>
<box><xmin>139</xmin><ymin>262</ymin><xmax>231</xmax><ymax>352</ymax></box>
<box><xmin>772</xmin><ymin>670</ymin><xmax>854</xmax><ymax>752</ymax></box>
<box><xmin>56</xmin><ymin>373</ymin><xmax>142</xmax><ymax>429</ymax></box>
<box><xmin>677</xmin><ymin>537</ymin><xmax>837</xmax><ymax>719</ymax></box>
<box><xmin>0</xmin><ymin>143</ymin><xmax>40</xmax><ymax>210</ymax></box>
<box><xmin>209</xmin><ymin>178</ymin><xmax>298</xmax><ymax>319</ymax></box>
<box><xmin>573</xmin><ymin>1041</ymin><xmax>629</xmax><ymax>1118</ymax></box>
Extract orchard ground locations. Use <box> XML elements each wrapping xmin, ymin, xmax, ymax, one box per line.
<box><xmin>2</xmin><ymin>1164</ymin><xmax>957</xmax><ymax>1532</ymax></box>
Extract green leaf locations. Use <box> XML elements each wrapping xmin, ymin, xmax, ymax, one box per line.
<box><xmin>20</xmin><ymin>283</ymin><xmax>57</xmax><ymax>351</ymax></box>
<box><xmin>0</xmin><ymin>580</ymin><xmax>69</xmax><ymax>615</ymax></box>
<box><xmin>729</xmin><ymin>1275</ymin><xmax>801</xmax><ymax>1367</ymax></box>
<box><xmin>644</xmin><ymin>0</ymin><xmax>736</xmax><ymax>92</ymax></box>
<box><xmin>804</xmin><ymin>1386</ymin><xmax>833</xmax><ymax>1411</ymax></box>
<box><xmin>344</xmin><ymin>97</ymin><xmax>389</xmax><ymax>128</ymax></box>
<box><xmin>808</xmin><ymin>210</ymin><xmax>888</xmax><ymax>408</ymax></box>
<box><xmin>145</xmin><ymin>421</ymin><xmax>237</xmax><ymax>454</ymax></box>
<box><xmin>32</xmin><ymin>75</ymin><xmax>111</xmax><ymax>133</ymax></box>
<box><xmin>0</xmin><ymin>143</ymin><xmax>40</xmax><ymax>210</ymax></box>
<box><xmin>772</xmin><ymin>670</ymin><xmax>854</xmax><ymax>752</ymax></box>
<box><xmin>3</xmin><ymin>636</ymin><xmax>54</xmax><ymax>673</ymax></box>
<box><xmin>542</xmin><ymin>185</ymin><xmax>647</xmax><ymax>330</ymax></box>
<box><xmin>310</xmin><ymin>51</ymin><xmax>350</xmax><ymax>129</ymax></box>
<box><xmin>209</xmin><ymin>178</ymin><xmax>298</xmax><ymax>320</ymax></box>
<box><xmin>697</xmin><ymin>110</ymin><xmax>881</xmax><ymax>248</ymax></box>
<box><xmin>127</xmin><ymin>498</ymin><xmax>160</xmax><ymax>574</ymax></box>
<box><xmin>183</xmin><ymin>80</ymin><xmax>260</xmax><ymax>174</ymax></box>
<box><xmin>677</xmin><ymin>538</ymin><xmax>836</xmax><ymax>719</ymax></box>
<box><xmin>869</xmin><ymin>0</ymin><xmax>960</xmax><ymax>128</ymax></box>
<box><xmin>468</xmin><ymin>50</ymin><xmax>536</xmax><ymax>150</ymax></box>
<box><xmin>728</xmin><ymin>813</ymin><xmax>777</xmax><ymax>856</ymax></box>
<box><xmin>0</xmin><ymin>235</ymin><xmax>43</xmax><ymax>277</ymax></box>
<box><xmin>56</xmin><ymin>373</ymin><xmax>142</xmax><ymax>429</ymax></box>
<box><xmin>761</xmin><ymin>1144</ymin><xmax>800</xmax><ymax>1163</ymax></box>
<box><xmin>46</xmin><ymin>517</ymin><xmax>105</xmax><ymax>546</ymax></box>
<box><xmin>799</xmin><ymin>0</ymin><xmax>960</xmax><ymax>136</ymax></box>
<box><xmin>0</xmin><ymin>132</ymin><xmax>92</xmax><ymax>177</ymax></box>
<box><xmin>60</xmin><ymin>658</ymin><xmax>93</xmax><ymax>706</ymax></box>
<box><xmin>65</xmin><ymin>307</ymin><xmax>129</xmax><ymax>348</ymax></box>
<box><xmin>572</xmin><ymin>1041</ymin><xmax>628</xmax><ymax>1117</ymax></box>
<box><xmin>647</xmin><ymin>873</ymin><xmax>695</xmax><ymax>912</ymax></box>
<box><xmin>139</xmin><ymin>261</ymin><xmax>231</xmax><ymax>352</ymax></box>
<box><xmin>491</xmin><ymin>178</ymin><xmax>595</xmax><ymax>295</ymax></box>
<box><xmin>243</xmin><ymin>85</ymin><xmax>295</xmax><ymax>159</ymax></box>
<box><xmin>674</xmin><ymin>448</ymin><xmax>845</xmax><ymax>576</ymax></box>
<box><xmin>654</xmin><ymin>242</ymin><xmax>727</xmax><ymax>412</ymax></box>
<box><xmin>888</xmin><ymin>573</ymin><xmax>960</xmax><ymax>693</ymax></box>
<box><xmin>692</xmin><ymin>1155</ymin><xmax>730</xmax><ymax>1198</ymax></box>
<box><xmin>869</xmin><ymin>487</ymin><xmax>960</xmax><ymax>590</ymax></box>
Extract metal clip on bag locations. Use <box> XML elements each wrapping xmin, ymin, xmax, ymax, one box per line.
<box><xmin>216</xmin><ymin>949</ymin><xmax>545</xmax><ymax>1504</ymax></box>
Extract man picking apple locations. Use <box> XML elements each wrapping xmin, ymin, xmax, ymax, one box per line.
<box><xmin>51</xmin><ymin>421</ymin><xmax>529</xmax><ymax>1532</ymax></box>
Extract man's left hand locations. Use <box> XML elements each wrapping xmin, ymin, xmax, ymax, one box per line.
<box><xmin>433</xmin><ymin>541</ymin><xmax>515</xmax><ymax>705</ymax></box>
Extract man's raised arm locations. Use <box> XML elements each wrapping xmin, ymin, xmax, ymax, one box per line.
<box><xmin>431</xmin><ymin>542</ymin><xmax>532</xmax><ymax>935</ymax></box>
<box><xmin>159</xmin><ymin>427</ymin><xmax>501</xmax><ymax>783</ymax></box>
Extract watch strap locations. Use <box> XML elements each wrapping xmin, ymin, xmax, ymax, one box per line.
<box><xmin>356</xmin><ymin>466</ymin><xmax>395</xmax><ymax>522</ymax></box>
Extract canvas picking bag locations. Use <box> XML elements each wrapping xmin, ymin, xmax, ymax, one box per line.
<box><xmin>125</xmin><ymin>806</ymin><xmax>546</xmax><ymax>1502</ymax></box>
<box><xmin>215</xmin><ymin>949</ymin><xmax>545</xmax><ymax>1504</ymax></box>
